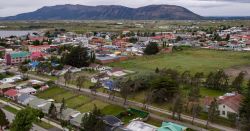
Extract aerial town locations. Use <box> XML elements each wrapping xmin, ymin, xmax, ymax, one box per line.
<box><xmin>0</xmin><ymin>1</ymin><xmax>250</xmax><ymax>131</ymax></box>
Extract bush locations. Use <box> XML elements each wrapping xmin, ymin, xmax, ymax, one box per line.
<box><xmin>144</xmin><ymin>42</ymin><xmax>159</xmax><ymax>55</ymax></box>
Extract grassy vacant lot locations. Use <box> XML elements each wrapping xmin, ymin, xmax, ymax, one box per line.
<box><xmin>36</xmin><ymin>87</ymin><xmax>126</xmax><ymax>117</ymax></box>
<box><xmin>109</xmin><ymin>49</ymin><xmax>250</xmax><ymax>75</ymax></box>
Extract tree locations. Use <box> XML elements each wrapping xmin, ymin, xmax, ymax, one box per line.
<box><xmin>32</xmin><ymin>40</ymin><xmax>41</xmax><ymax>46</ymax></box>
<box><xmin>172</xmin><ymin>93</ymin><xmax>184</xmax><ymax>120</ymax></box>
<box><xmin>206</xmin><ymin>98</ymin><xmax>219</xmax><ymax>128</ymax></box>
<box><xmin>64</xmin><ymin>71</ymin><xmax>72</xmax><ymax>86</ymax></box>
<box><xmin>205</xmin><ymin>70</ymin><xmax>229</xmax><ymax>91</ymax></box>
<box><xmin>60</xmin><ymin>120</ymin><xmax>69</xmax><ymax>129</ymax></box>
<box><xmin>63</xmin><ymin>46</ymin><xmax>90</xmax><ymax>68</ymax></box>
<box><xmin>181</xmin><ymin>71</ymin><xmax>191</xmax><ymax>85</ymax></box>
<box><xmin>144</xmin><ymin>42</ymin><xmax>159</xmax><ymax>55</ymax></box>
<box><xmin>92</xmin><ymin>104</ymin><xmax>103</xmax><ymax>117</ymax></box>
<box><xmin>150</xmin><ymin>76</ymin><xmax>179</xmax><ymax>103</ymax></box>
<box><xmin>90</xmin><ymin>50</ymin><xmax>96</xmax><ymax>63</ymax></box>
<box><xmin>81</xmin><ymin>105</ymin><xmax>104</xmax><ymax>131</ymax></box>
<box><xmin>60</xmin><ymin>98</ymin><xmax>66</xmax><ymax>118</ymax></box>
<box><xmin>239</xmin><ymin>80</ymin><xmax>250</xmax><ymax>131</ymax></box>
<box><xmin>0</xmin><ymin>108</ymin><xmax>9</xmax><ymax>130</ymax></box>
<box><xmin>11</xmin><ymin>108</ymin><xmax>38</xmax><ymax>131</ymax></box>
<box><xmin>186</xmin><ymin>84</ymin><xmax>200</xmax><ymax>114</ymax></box>
<box><xmin>231</xmin><ymin>71</ymin><xmax>245</xmax><ymax>93</ymax></box>
<box><xmin>76</xmin><ymin>76</ymin><xmax>85</xmax><ymax>91</ymax></box>
<box><xmin>227</xmin><ymin>112</ymin><xmax>237</xmax><ymax>126</ymax></box>
<box><xmin>81</xmin><ymin>113</ymin><xmax>97</xmax><ymax>130</ymax></box>
<box><xmin>176</xmin><ymin>36</ymin><xmax>183</xmax><ymax>42</ymax></box>
<box><xmin>34</xmin><ymin>109</ymin><xmax>44</xmax><ymax>121</ymax></box>
<box><xmin>143</xmin><ymin>89</ymin><xmax>153</xmax><ymax>110</ymax></box>
<box><xmin>225</xmin><ymin>34</ymin><xmax>230</xmax><ymax>41</ymax></box>
<box><xmin>190</xmin><ymin>103</ymin><xmax>201</xmax><ymax>124</ymax></box>
<box><xmin>94</xmin><ymin>119</ymin><xmax>105</xmax><ymax>131</ymax></box>
<box><xmin>119</xmin><ymin>79</ymin><xmax>132</xmax><ymax>105</ymax></box>
<box><xmin>205</xmin><ymin>72</ymin><xmax>214</xmax><ymax>88</ymax></box>
<box><xmin>191</xmin><ymin>72</ymin><xmax>204</xmax><ymax>87</ymax></box>
<box><xmin>48</xmin><ymin>103</ymin><xmax>57</xmax><ymax>118</ymax></box>
<box><xmin>155</xmin><ymin>67</ymin><xmax>160</xmax><ymax>73</ymax></box>
<box><xmin>19</xmin><ymin>65</ymin><xmax>29</xmax><ymax>77</ymax></box>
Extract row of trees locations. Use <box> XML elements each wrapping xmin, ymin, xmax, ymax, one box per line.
<box><xmin>205</xmin><ymin>70</ymin><xmax>246</xmax><ymax>93</ymax></box>
<box><xmin>239</xmin><ymin>80</ymin><xmax>250</xmax><ymax>131</ymax></box>
<box><xmin>111</xmin><ymin>68</ymin><xmax>248</xmax><ymax>128</ymax></box>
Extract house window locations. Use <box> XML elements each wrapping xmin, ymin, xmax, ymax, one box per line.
<box><xmin>222</xmin><ymin>111</ymin><xmax>225</xmax><ymax>115</ymax></box>
<box><xmin>223</xmin><ymin>105</ymin><xmax>225</xmax><ymax>108</ymax></box>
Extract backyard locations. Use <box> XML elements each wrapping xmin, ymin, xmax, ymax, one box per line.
<box><xmin>36</xmin><ymin>86</ymin><xmax>160</xmax><ymax>125</ymax></box>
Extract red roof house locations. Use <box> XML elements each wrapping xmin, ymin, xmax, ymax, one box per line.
<box><xmin>4</xmin><ymin>89</ymin><xmax>18</xmax><ymax>100</ymax></box>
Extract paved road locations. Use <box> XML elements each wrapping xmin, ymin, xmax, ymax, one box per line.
<box><xmin>2</xmin><ymin>108</ymin><xmax>48</xmax><ymax>131</ymax></box>
<box><xmin>26</xmin><ymin>73</ymin><xmax>237</xmax><ymax>131</ymax></box>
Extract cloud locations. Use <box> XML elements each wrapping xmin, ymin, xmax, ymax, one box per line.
<box><xmin>199</xmin><ymin>0</ymin><xmax>250</xmax><ymax>3</ymax></box>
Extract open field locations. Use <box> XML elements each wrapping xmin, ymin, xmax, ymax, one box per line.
<box><xmin>109</xmin><ymin>49</ymin><xmax>250</xmax><ymax>75</ymax></box>
<box><xmin>1</xmin><ymin>20</ymin><xmax>250</xmax><ymax>33</ymax></box>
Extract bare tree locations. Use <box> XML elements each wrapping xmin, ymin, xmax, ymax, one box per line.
<box><xmin>76</xmin><ymin>76</ymin><xmax>85</xmax><ymax>91</ymax></box>
<box><xmin>64</xmin><ymin>71</ymin><xmax>72</xmax><ymax>86</ymax></box>
<box><xmin>172</xmin><ymin>93</ymin><xmax>184</xmax><ymax>121</ymax></box>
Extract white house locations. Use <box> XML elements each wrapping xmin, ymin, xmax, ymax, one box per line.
<box><xmin>106</xmin><ymin>68</ymin><xmax>127</xmax><ymax>77</ymax></box>
<box><xmin>18</xmin><ymin>87</ymin><xmax>37</xmax><ymax>95</ymax></box>
<box><xmin>217</xmin><ymin>93</ymin><xmax>242</xmax><ymax>118</ymax></box>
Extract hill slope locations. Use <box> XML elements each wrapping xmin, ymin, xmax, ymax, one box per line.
<box><xmin>2</xmin><ymin>4</ymin><xmax>202</xmax><ymax>20</ymax></box>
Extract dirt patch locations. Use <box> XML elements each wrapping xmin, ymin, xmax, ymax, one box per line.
<box><xmin>224</xmin><ymin>65</ymin><xmax>250</xmax><ymax>79</ymax></box>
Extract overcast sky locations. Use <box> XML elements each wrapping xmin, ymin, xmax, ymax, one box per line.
<box><xmin>0</xmin><ymin>0</ymin><xmax>250</xmax><ymax>17</ymax></box>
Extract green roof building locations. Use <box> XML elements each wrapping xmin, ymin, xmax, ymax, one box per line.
<box><xmin>5</xmin><ymin>51</ymin><xmax>31</xmax><ymax>65</ymax></box>
<box><xmin>10</xmin><ymin>51</ymin><xmax>30</xmax><ymax>59</ymax></box>
<box><xmin>157</xmin><ymin>122</ymin><xmax>188</xmax><ymax>131</ymax></box>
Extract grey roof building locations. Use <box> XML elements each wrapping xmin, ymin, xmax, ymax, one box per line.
<box><xmin>17</xmin><ymin>93</ymin><xmax>37</xmax><ymax>105</ymax></box>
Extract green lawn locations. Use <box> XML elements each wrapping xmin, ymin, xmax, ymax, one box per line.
<box><xmin>2</xmin><ymin>105</ymin><xmax>19</xmax><ymax>114</ymax></box>
<box><xmin>66</xmin><ymin>95</ymin><xmax>92</xmax><ymax>108</ymax></box>
<box><xmin>200</xmin><ymin>87</ymin><xmax>225</xmax><ymax>97</ymax></box>
<box><xmin>145</xmin><ymin>118</ymin><xmax>162</xmax><ymax>127</ymax></box>
<box><xmin>37</xmin><ymin>87</ymin><xmax>66</xmax><ymax>99</ymax></box>
<box><xmin>76</xmin><ymin>100</ymin><xmax>109</xmax><ymax>113</ymax></box>
<box><xmin>101</xmin><ymin>105</ymin><xmax>126</xmax><ymax>116</ymax></box>
<box><xmin>109</xmin><ymin>49</ymin><xmax>250</xmax><ymax>74</ymax></box>
<box><xmin>34</xmin><ymin>121</ymin><xmax>54</xmax><ymax>129</ymax></box>
<box><xmin>53</xmin><ymin>91</ymin><xmax>76</xmax><ymax>102</ymax></box>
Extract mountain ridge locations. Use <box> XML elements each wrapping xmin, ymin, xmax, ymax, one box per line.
<box><xmin>1</xmin><ymin>4</ymin><xmax>203</xmax><ymax>20</ymax></box>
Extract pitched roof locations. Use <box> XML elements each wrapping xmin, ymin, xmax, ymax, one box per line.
<box><xmin>218</xmin><ymin>94</ymin><xmax>243</xmax><ymax>112</ymax></box>
<box><xmin>10</xmin><ymin>51</ymin><xmax>30</xmax><ymax>59</ymax></box>
<box><xmin>203</xmin><ymin>96</ymin><xmax>213</xmax><ymax>106</ymax></box>
<box><xmin>28</xmin><ymin>97</ymin><xmax>48</xmax><ymax>108</ymax></box>
<box><xmin>70</xmin><ymin>113</ymin><xmax>86</xmax><ymax>127</ymax></box>
<box><xmin>157</xmin><ymin>122</ymin><xmax>187</xmax><ymax>131</ymax></box>
<box><xmin>103</xmin><ymin>115</ymin><xmax>122</xmax><ymax>126</ymax></box>
<box><xmin>17</xmin><ymin>93</ymin><xmax>36</xmax><ymax>102</ymax></box>
<box><xmin>18</xmin><ymin>87</ymin><xmax>37</xmax><ymax>94</ymax></box>
<box><xmin>4</xmin><ymin>89</ymin><xmax>18</xmax><ymax>97</ymax></box>
<box><xmin>0</xmin><ymin>83</ymin><xmax>15</xmax><ymax>89</ymax></box>
<box><xmin>60</xmin><ymin>108</ymin><xmax>80</xmax><ymax>120</ymax></box>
